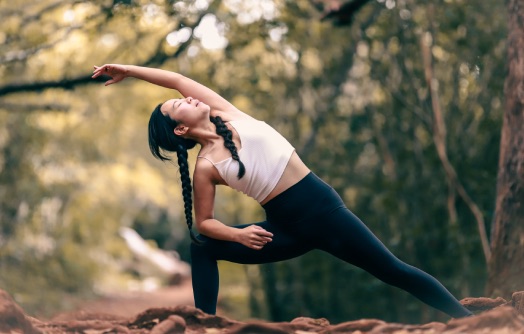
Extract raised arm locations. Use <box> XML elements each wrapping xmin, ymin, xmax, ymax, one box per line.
<box><xmin>92</xmin><ymin>64</ymin><xmax>239</xmax><ymax>113</ymax></box>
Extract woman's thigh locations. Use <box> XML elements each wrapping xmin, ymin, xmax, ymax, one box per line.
<box><xmin>313</xmin><ymin>207</ymin><xmax>401</xmax><ymax>272</ymax></box>
<box><xmin>195</xmin><ymin>221</ymin><xmax>312</xmax><ymax>265</ymax></box>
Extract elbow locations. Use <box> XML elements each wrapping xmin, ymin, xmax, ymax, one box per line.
<box><xmin>195</xmin><ymin>218</ymin><xmax>211</xmax><ymax>236</ymax></box>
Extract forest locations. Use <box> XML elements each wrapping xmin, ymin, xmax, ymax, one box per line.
<box><xmin>0</xmin><ymin>0</ymin><xmax>522</xmax><ymax>326</ymax></box>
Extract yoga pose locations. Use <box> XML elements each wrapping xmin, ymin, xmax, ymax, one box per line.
<box><xmin>92</xmin><ymin>64</ymin><xmax>472</xmax><ymax>318</ymax></box>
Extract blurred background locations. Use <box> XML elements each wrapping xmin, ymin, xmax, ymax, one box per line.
<box><xmin>0</xmin><ymin>0</ymin><xmax>511</xmax><ymax>325</ymax></box>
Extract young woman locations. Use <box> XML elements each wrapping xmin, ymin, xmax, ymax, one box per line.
<box><xmin>92</xmin><ymin>64</ymin><xmax>473</xmax><ymax>318</ymax></box>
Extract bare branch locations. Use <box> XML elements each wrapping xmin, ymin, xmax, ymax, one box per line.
<box><xmin>1</xmin><ymin>24</ymin><xmax>85</xmax><ymax>64</ymax></box>
<box><xmin>0</xmin><ymin>102</ymin><xmax>70</xmax><ymax>112</ymax></box>
<box><xmin>144</xmin><ymin>0</ymin><xmax>223</xmax><ymax>66</ymax></box>
<box><xmin>0</xmin><ymin>0</ymin><xmax>223</xmax><ymax>98</ymax></box>
<box><xmin>0</xmin><ymin>75</ymin><xmax>99</xmax><ymax>97</ymax></box>
<box><xmin>320</xmin><ymin>0</ymin><xmax>375</xmax><ymax>26</ymax></box>
<box><xmin>420</xmin><ymin>31</ymin><xmax>491</xmax><ymax>263</ymax></box>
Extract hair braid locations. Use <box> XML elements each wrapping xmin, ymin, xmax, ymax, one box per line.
<box><xmin>175</xmin><ymin>144</ymin><xmax>201</xmax><ymax>245</ymax></box>
<box><xmin>210</xmin><ymin>116</ymin><xmax>245</xmax><ymax>179</ymax></box>
<box><xmin>148</xmin><ymin>105</ymin><xmax>201</xmax><ymax>244</ymax></box>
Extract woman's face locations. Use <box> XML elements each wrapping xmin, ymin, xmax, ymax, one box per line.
<box><xmin>160</xmin><ymin>97</ymin><xmax>210</xmax><ymax>126</ymax></box>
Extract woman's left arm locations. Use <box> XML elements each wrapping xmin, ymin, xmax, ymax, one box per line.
<box><xmin>92</xmin><ymin>64</ymin><xmax>241</xmax><ymax>114</ymax></box>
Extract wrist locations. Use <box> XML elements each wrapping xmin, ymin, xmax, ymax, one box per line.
<box><xmin>124</xmin><ymin>65</ymin><xmax>136</xmax><ymax>78</ymax></box>
<box><xmin>230</xmin><ymin>227</ymin><xmax>242</xmax><ymax>243</ymax></box>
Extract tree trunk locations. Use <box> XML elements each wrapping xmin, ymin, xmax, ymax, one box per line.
<box><xmin>486</xmin><ymin>0</ymin><xmax>524</xmax><ymax>298</ymax></box>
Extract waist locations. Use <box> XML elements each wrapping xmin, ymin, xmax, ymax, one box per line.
<box><xmin>262</xmin><ymin>172</ymin><xmax>345</xmax><ymax>223</ymax></box>
<box><xmin>259</xmin><ymin>152</ymin><xmax>310</xmax><ymax>205</ymax></box>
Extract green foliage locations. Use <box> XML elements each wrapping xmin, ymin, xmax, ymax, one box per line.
<box><xmin>0</xmin><ymin>0</ymin><xmax>507</xmax><ymax>323</ymax></box>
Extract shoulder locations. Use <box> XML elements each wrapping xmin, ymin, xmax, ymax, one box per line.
<box><xmin>194</xmin><ymin>156</ymin><xmax>223</xmax><ymax>186</ymax></box>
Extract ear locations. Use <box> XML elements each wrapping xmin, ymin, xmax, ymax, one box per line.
<box><xmin>174</xmin><ymin>125</ymin><xmax>188</xmax><ymax>136</ymax></box>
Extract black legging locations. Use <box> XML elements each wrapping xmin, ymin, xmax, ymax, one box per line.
<box><xmin>190</xmin><ymin>172</ymin><xmax>472</xmax><ymax>318</ymax></box>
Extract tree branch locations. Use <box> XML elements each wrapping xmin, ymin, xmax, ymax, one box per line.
<box><xmin>0</xmin><ymin>0</ymin><xmax>223</xmax><ymax>98</ymax></box>
<box><xmin>420</xmin><ymin>31</ymin><xmax>491</xmax><ymax>263</ymax></box>
<box><xmin>0</xmin><ymin>102</ymin><xmax>70</xmax><ymax>112</ymax></box>
<box><xmin>317</xmin><ymin>0</ymin><xmax>375</xmax><ymax>26</ymax></box>
<box><xmin>1</xmin><ymin>24</ymin><xmax>86</xmax><ymax>64</ymax></box>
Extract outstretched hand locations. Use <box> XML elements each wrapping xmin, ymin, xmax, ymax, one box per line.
<box><xmin>92</xmin><ymin>64</ymin><xmax>128</xmax><ymax>86</ymax></box>
<box><xmin>237</xmin><ymin>225</ymin><xmax>273</xmax><ymax>250</ymax></box>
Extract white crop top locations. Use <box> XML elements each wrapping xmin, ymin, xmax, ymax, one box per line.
<box><xmin>198</xmin><ymin>119</ymin><xmax>295</xmax><ymax>203</ymax></box>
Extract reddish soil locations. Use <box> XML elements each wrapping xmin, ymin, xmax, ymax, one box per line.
<box><xmin>51</xmin><ymin>280</ymin><xmax>195</xmax><ymax>321</ymax></box>
<box><xmin>1</xmin><ymin>286</ymin><xmax>524</xmax><ymax>333</ymax></box>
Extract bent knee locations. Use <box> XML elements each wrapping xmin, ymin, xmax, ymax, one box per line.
<box><xmin>190</xmin><ymin>238</ymin><xmax>208</xmax><ymax>256</ymax></box>
<box><xmin>190</xmin><ymin>236</ymin><xmax>218</xmax><ymax>258</ymax></box>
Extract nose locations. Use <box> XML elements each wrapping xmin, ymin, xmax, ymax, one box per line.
<box><xmin>186</xmin><ymin>97</ymin><xmax>193</xmax><ymax>103</ymax></box>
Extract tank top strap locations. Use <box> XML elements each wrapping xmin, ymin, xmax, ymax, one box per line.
<box><xmin>197</xmin><ymin>156</ymin><xmax>215</xmax><ymax>165</ymax></box>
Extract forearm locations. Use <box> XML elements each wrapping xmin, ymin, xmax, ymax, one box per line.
<box><xmin>125</xmin><ymin>65</ymin><xmax>183</xmax><ymax>90</ymax></box>
<box><xmin>124</xmin><ymin>65</ymin><xmax>234</xmax><ymax>112</ymax></box>
<box><xmin>197</xmin><ymin>218</ymin><xmax>240</xmax><ymax>242</ymax></box>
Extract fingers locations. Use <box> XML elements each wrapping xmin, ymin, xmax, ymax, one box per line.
<box><xmin>91</xmin><ymin>65</ymin><xmax>106</xmax><ymax>79</ymax></box>
<box><xmin>252</xmin><ymin>225</ymin><xmax>274</xmax><ymax>238</ymax></box>
<box><xmin>91</xmin><ymin>67</ymin><xmax>101</xmax><ymax>78</ymax></box>
<box><xmin>248</xmin><ymin>235</ymin><xmax>271</xmax><ymax>245</ymax></box>
<box><xmin>250</xmin><ymin>240</ymin><xmax>268</xmax><ymax>250</ymax></box>
<box><xmin>92</xmin><ymin>64</ymin><xmax>104</xmax><ymax>72</ymax></box>
<box><xmin>242</xmin><ymin>225</ymin><xmax>274</xmax><ymax>250</ymax></box>
<box><xmin>92</xmin><ymin>65</ymin><xmax>123</xmax><ymax>86</ymax></box>
<box><xmin>250</xmin><ymin>234</ymin><xmax>272</xmax><ymax>250</ymax></box>
<box><xmin>251</xmin><ymin>226</ymin><xmax>273</xmax><ymax>245</ymax></box>
<box><xmin>92</xmin><ymin>64</ymin><xmax>114</xmax><ymax>77</ymax></box>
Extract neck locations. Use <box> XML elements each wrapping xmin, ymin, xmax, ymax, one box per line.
<box><xmin>184</xmin><ymin>120</ymin><xmax>220</xmax><ymax>148</ymax></box>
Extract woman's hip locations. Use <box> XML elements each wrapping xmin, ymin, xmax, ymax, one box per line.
<box><xmin>262</xmin><ymin>172</ymin><xmax>346</xmax><ymax>224</ymax></box>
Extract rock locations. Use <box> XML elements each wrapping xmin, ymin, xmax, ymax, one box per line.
<box><xmin>228</xmin><ymin>322</ymin><xmax>291</xmax><ymax>334</ymax></box>
<box><xmin>446</xmin><ymin>306</ymin><xmax>524</xmax><ymax>333</ymax></box>
<box><xmin>322</xmin><ymin>318</ymin><xmax>386</xmax><ymax>333</ymax></box>
<box><xmin>102</xmin><ymin>325</ymin><xmax>132</xmax><ymax>333</ymax></box>
<box><xmin>459</xmin><ymin>291</ymin><xmax>524</xmax><ymax>317</ymax></box>
<box><xmin>369</xmin><ymin>321</ymin><xmax>446</xmax><ymax>334</ymax></box>
<box><xmin>58</xmin><ymin>319</ymin><xmax>124</xmax><ymax>332</ymax></box>
<box><xmin>0</xmin><ymin>290</ymin><xmax>41</xmax><ymax>334</ymax></box>
<box><xmin>513</xmin><ymin>291</ymin><xmax>524</xmax><ymax>316</ymax></box>
<box><xmin>128</xmin><ymin>305</ymin><xmax>239</xmax><ymax>331</ymax></box>
<box><xmin>150</xmin><ymin>315</ymin><xmax>186</xmax><ymax>334</ymax></box>
<box><xmin>460</xmin><ymin>296</ymin><xmax>508</xmax><ymax>312</ymax></box>
<box><xmin>3</xmin><ymin>287</ymin><xmax>524</xmax><ymax>334</ymax></box>
<box><xmin>290</xmin><ymin>316</ymin><xmax>331</xmax><ymax>331</ymax></box>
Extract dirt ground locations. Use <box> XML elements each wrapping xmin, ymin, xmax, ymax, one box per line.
<box><xmin>50</xmin><ymin>279</ymin><xmax>195</xmax><ymax>322</ymax></box>
<box><xmin>1</xmin><ymin>286</ymin><xmax>524</xmax><ymax>333</ymax></box>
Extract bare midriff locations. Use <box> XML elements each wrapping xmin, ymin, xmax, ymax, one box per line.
<box><xmin>259</xmin><ymin>151</ymin><xmax>311</xmax><ymax>205</ymax></box>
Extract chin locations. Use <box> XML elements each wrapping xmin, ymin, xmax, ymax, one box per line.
<box><xmin>201</xmin><ymin>104</ymin><xmax>211</xmax><ymax>113</ymax></box>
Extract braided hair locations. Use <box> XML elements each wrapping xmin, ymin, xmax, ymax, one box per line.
<box><xmin>148</xmin><ymin>103</ymin><xmax>245</xmax><ymax>244</ymax></box>
<box><xmin>210</xmin><ymin>115</ymin><xmax>245</xmax><ymax>179</ymax></box>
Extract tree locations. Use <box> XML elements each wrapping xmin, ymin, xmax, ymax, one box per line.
<box><xmin>487</xmin><ymin>0</ymin><xmax>524</xmax><ymax>298</ymax></box>
<box><xmin>0</xmin><ymin>0</ymin><xmax>509</xmax><ymax>322</ymax></box>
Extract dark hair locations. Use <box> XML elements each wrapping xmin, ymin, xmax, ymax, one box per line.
<box><xmin>148</xmin><ymin>103</ymin><xmax>245</xmax><ymax>244</ymax></box>
<box><xmin>209</xmin><ymin>116</ymin><xmax>245</xmax><ymax>179</ymax></box>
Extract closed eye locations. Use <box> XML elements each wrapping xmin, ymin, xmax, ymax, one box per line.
<box><xmin>172</xmin><ymin>100</ymin><xmax>182</xmax><ymax>112</ymax></box>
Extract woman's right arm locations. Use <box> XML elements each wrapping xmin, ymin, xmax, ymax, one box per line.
<box><xmin>92</xmin><ymin>64</ymin><xmax>241</xmax><ymax>114</ymax></box>
<box><xmin>193</xmin><ymin>160</ymin><xmax>273</xmax><ymax>249</ymax></box>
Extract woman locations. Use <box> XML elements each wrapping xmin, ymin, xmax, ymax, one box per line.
<box><xmin>92</xmin><ymin>64</ymin><xmax>472</xmax><ymax>318</ymax></box>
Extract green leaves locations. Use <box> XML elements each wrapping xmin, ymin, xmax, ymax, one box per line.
<box><xmin>0</xmin><ymin>0</ymin><xmax>506</xmax><ymax>322</ymax></box>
